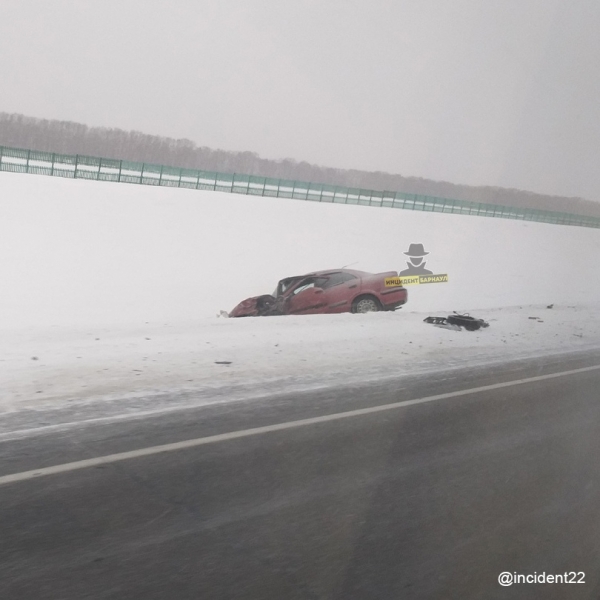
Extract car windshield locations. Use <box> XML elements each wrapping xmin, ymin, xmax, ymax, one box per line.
<box><xmin>273</xmin><ymin>277</ymin><xmax>304</xmax><ymax>298</ymax></box>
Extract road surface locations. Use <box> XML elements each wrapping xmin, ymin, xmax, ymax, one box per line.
<box><xmin>1</xmin><ymin>349</ymin><xmax>600</xmax><ymax>599</ymax></box>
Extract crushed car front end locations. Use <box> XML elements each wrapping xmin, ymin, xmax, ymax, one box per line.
<box><xmin>229</xmin><ymin>295</ymin><xmax>281</xmax><ymax>318</ymax></box>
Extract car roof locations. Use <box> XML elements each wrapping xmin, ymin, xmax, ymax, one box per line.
<box><xmin>290</xmin><ymin>268</ymin><xmax>370</xmax><ymax>278</ymax></box>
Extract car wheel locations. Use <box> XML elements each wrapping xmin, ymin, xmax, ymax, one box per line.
<box><xmin>352</xmin><ymin>296</ymin><xmax>381</xmax><ymax>314</ymax></box>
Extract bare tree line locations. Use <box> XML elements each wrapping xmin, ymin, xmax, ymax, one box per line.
<box><xmin>1</xmin><ymin>112</ymin><xmax>599</xmax><ymax>218</ymax></box>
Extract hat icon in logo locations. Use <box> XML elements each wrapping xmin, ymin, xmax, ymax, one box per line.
<box><xmin>403</xmin><ymin>243</ymin><xmax>429</xmax><ymax>257</ymax></box>
<box><xmin>400</xmin><ymin>243</ymin><xmax>433</xmax><ymax>275</ymax></box>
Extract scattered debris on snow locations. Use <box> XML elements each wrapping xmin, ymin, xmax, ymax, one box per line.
<box><xmin>424</xmin><ymin>312</ymin><xmax>489</xmax><ymax>331</ymax></box>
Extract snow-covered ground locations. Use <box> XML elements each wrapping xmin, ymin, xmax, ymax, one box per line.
<box><xmin>1</xmin><ymin>171</ymin><xmax>599</xmax><ymax>428</ymax></box>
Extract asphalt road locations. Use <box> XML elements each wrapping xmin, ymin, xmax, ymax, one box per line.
<box><xmin>1</xmin><ymin>349</ymin><xmax>600</xmax><ymax>600</ymax></box>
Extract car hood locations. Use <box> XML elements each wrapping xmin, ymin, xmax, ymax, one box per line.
<box><xmin>229</xmin><ymin>296</ymin><xmax>262</xmax><ymax>318</ymax></box>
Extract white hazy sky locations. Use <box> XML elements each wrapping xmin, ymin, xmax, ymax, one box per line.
<box><xmin>1</xmin><ymin>0</ymin><xmax>599</xmax><ymax>200</ymax></box>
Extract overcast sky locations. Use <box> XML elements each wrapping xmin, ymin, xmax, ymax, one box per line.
<box><xmin>1</xmin><ymin>0</ymin><xmax>599</xmax><ymax>200</ymax></box>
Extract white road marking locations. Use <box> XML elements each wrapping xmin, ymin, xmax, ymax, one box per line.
<box><xmin>1</xmin><ymin>364</ymin><xmax>599</xmax><ymax>487</ymax></box>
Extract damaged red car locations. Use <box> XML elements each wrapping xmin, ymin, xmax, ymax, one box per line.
<box><xmin>229</xmin><ymin>269</ymin><xmax>407</xmax><ymax>317</ymax></box>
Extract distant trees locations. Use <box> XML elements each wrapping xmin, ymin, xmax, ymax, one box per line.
<box><xmin>1</xmin><ymin>111</ymin><xmax>599</xmax><ymax>218</ymax></box>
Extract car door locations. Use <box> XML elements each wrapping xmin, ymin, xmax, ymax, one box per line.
<box><xmin>285</xmin><ymin>277</ymin><xmax>329</xmax><ymax>315</ymax></box>
<box><xmin>319</xmin><ymin>272</ymin><xmax>360</xmax><ymax>313</ymax></box>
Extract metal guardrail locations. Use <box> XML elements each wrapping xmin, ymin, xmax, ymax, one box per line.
<box><xmin>1</xmin><ymin>145</ymin><xmax>598</xmax><ymax>229</ymax></box>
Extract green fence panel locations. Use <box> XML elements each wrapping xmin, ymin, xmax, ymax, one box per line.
<box><xmin>356</xmin><ymin>189</ymin><xmax>370</xmax><ymax>206</ymax></box>
<box><xmin>393</xmin><ymin>197</ymin><xmax>403</xmax><ymax>209</ymax></box>
<box><xmin>52</xmin><ymin>154</ymin><xmax>76</xmax><ymax>178</ymax></box>
<box><xmin>333</xmin><ymin>186</ymin><xmax>349</xmax><ymax>204</ymax></box>
<box><xmin>264</xmin><ymin>177</ymin><xmax>279</xmax><ymax>197</ymax></box>
<box><xmin>487</xmin><ymin>204</ymin><xmax>500</xmax><ymax>218</ymax></box>
<box><xmin>1</xmin><ymin>147</ymin><xmax>28</xmax><ymax>172</ymax></box>
<box><xmin>215</xmin><ymin>172</ymin><xmax>233</xmax><ymax>193</ymax></box>
<box><xmin>120</xmin><ymin>161</ymin><xmax>143</xmax><ymax>183</ymax></box>
<box><xmin>98</xmin><ymin>158</ymin><xmax>121</xmax><ymax>182</ymax></box>
<box><xmin>158</xmin><ymin>165</ymin><xmax>181</xmax><ymax>187</ymax></box>
<box><xmin>247</xmin><ymin>175</ymin><xmax>265</xmax><ymax>196</ymax></box>
<box><xmin>306</xmin><ymin>182</ymin><xmax>323</xmax><ymax>202</ymax></box>
<box><xmin>345</xmin><ymin>188</ymin><xmax>360</xmax><ymax>204</ymax></box>
<box><xmin>452</xmin><ymin>199</ymin><xmax>469</xmax><ymax>214</ymax></box>
<box><xmin>74</xmin><ymin>155</ymin><xmax>101</xmax><ymax>180</ymax></box>
<box><xmin>429</xmin><ymin>199</ymin><xmax>443</xmax><ymax>213</ymax></box>
<box><xmin>414</xmin><ymin>197</ymin><xmax>427</xmax><ymax>211</ymax></box>
<box><xmin>381</xmin><ymin>192</ymin><xmax>395</xmax><ymax>208</ymax></box>
<box><xmin>140</xmin><ymin>163</ymin><xmax>162</xmax><ymax>186</ymax></box>
<box><xmin>197</xmin><ymin>171</ymin><xmax>217</xmax><ymax>190</ymax></box>
<box><xmin>439</xmin><ymin>199</ymin><xmax>453</xmax><ymax>213</ymax></box>
<box><xmin>422</xmin><ymin>196</ymin><xmax>438</xmax><ymax>212</ymax></box>
<box><xmin>356</xmin><ymin>189</ymin><xmax>367</xmax><ymax>205</ymax></box>
<box><xmin>369</xmin><ymin>190</ymin><xmax>383</xmax><ymax>206</ymax></box>
<box><xmin>179</xmin><ymin>168</ymin><xmax>200</xmax><ymax>189</ymax></box>
<box><xmin>3</xmin><ymin>147</ymin><xmax>28</xmax><ymax>160</ymax></box>
<box><xmin>291</xmin><ymin>181</ymin><xmax>309</xmax><ymax>200</ymax></box>
<box><xmin>1</xmin><ymin>145</ymin><xmax>598</xmax><ymax>229</ymax></box>
<box><xmin>232</xmin><ymin>173</ymin><xmax>249</xmax><ymax>194</ymax></box>
<box><xmin>320</xmin><ymin>184</ymin><xmax>336</xmax><ymax>203</ymax></box>
<box><xmin>401</xmin><ymin>194</ymin><xmax>417</xmax><ymax>210</ymax></box>
<box><xmin>390</xmin><ymin>193</ymin><xmax>404</xmax><ymax>209</ymax></box>
<box><xmin>277</xmin><ymin>179</ymin><xmax>295</xmax><ymax>198</ymax></box>
<box><xmin>27</xmin><ymin>150</ymin><xmax>54</xmax><ymax>175</ymax></box>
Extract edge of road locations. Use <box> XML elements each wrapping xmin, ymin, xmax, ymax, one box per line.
<box><xmin>2</xmin><ymin>345</ymin><xmax>600</xmax><ymax>444</ymax></box>
<box><xmin>1</xmin><ymin>352</ymin><xmax>600</xmax><ymax>487</ymax></box>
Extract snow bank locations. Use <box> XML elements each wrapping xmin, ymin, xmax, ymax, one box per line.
<box><xmin>2</xmin><ymin>304</ymin><xmax>598</xmax><ymax>405</ymax></box>
<box><xmin>2</xmin><ymin>171</ymin><xmax>599</xmax><ymax>328</ymax></box>
<box><xmin>1</xmin><ymin>171</ymin><xmax>599</xmax><ymax>426</ymax></box>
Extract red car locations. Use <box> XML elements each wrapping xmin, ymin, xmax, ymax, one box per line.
<box><xmin>229</xmin><ymin>269</ymin><xmax>407</xmax><ymax>317</ymax></box>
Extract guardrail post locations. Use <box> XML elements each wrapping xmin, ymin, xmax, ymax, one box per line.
<box><xmin>26</xmin><ymin>149</ymin><xmax>31</xmax><ymax>173</ymax></box>
<box><xmin>74</xmin><ymin>155</ymin><xmax>78</xmax><ymax>179</ymax></box>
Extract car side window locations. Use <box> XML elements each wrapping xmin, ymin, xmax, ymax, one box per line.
<box><xmin>292</xmin><ymin>277</ymin><xmax>328</xmax><ymax>295</ymax></box>
<box><xmin>278</xmin><ymin>277</ymin><xmax>302</xmax><ymax>296</ymax></box>
<box><xmin>293</xmin><ymin>282</ymin><xmax>315</xmax><ymax>295</ymax></box>
<box><xmin>322</xmin><ymin>272</ymin><xmax>356</xmax><ymax>289</ymax></box>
